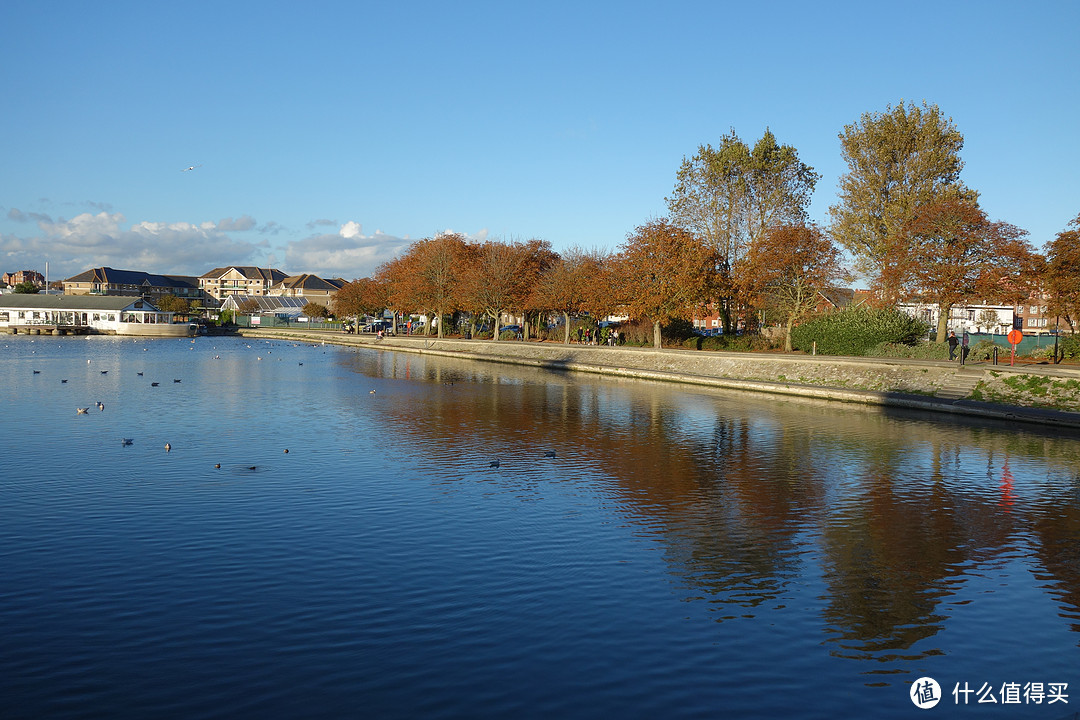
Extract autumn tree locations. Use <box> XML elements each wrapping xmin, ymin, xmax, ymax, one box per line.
<box><xmin>738</xmin><ymin>223</ymin><xmax>848</xmax><ymax>352</ymax></box>
<box><xmin>303</xmin><ymin>301</ymin><xmax>330</xmax><ymax>319</ymax></box>
<box><xmin>376</xmin><ymin>252</ymin><xmax>424</xmax><ymax>332</ymax></box>
<box><xmin>616</xmin><ymin>219</ymin><xmax>717</xmax><ymax>348</ymax></box>
<box><xmin>667</xmin><ymin>128</ymin><xmax>818</xmax><ymax>332</ymax></box>
<box><xmin>332</xmin><ymin>277</ymin><xmax>389</xmax><ymax>327</ymax></box>
<box><xmin>830</xmin><ymin>100</ymin><xmax>977</xmax><ymax>288</ymax></box>
<box><xmin>412</xmin><ymin>233</ymin><xmax>469</xmax><ymax>338</ymax></box>
<box><xmin>458</xmin><ymin>239</ymin><xmax>544</xmax><ymax>340</ymax></box>
<box><xmin>1044</xmin><ymin>213</ymin><xmax>1080</xmax><ymax>330</ymax></box>
<box><xmin>883</xmin><ymin>198</ymin><xmax>1042</xmax><ymax>342</ymax></box>
<box><xmin>156</xmin><ymin>294</ymin><xmax>190</xmax><ymax>315</ymax></box>
<box><xmin>516</xmin><ymin>238</ymin><xmax>559</xmax><ymax>340</ymax></box>
<box><xmin>534</xmin><ymin>247</ymin><xmax>607</xmax><ymax>344</ymax></box>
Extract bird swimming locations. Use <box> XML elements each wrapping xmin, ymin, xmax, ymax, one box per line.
<box><xmin>100</xmin><ymin>370</ymin><xmax>108</xmax><ymax>375</ymax></box>
<box><xmin>165</xmin><ymin>443</ymin><xmax>171</xmax><ymax>452</ymax></box>
<box><xmin>151</xmin><ymin>382</ymin><xmax>159</xmax><ymax>387</ymax></box>
<box><xmin>121</xmin><ymin>438</ymin><xmax>133</xmax><ymax>446</ymax></box>
<box><xmin>96</xmin><ymin>402</ymin><xmax>104</xmax><ymax>411</ymax></box>
<box><xmin>544</xmin><ymin>450</ymin><xmax>556</xmax><ymax>458</ymax></box>
<box><xmin>76</xmin><ymin>407</ymin><xmax>89</xmax><ymax>414</ymax></box>
<box><xmin>137</xmin><ymin>372</ymin><xmax>143</xmax><ymax>376</ymax></box>
<box><xmin>489</xmin><ymin>459</ymin><xmax>500</xmax><ymax>468</ymax></box>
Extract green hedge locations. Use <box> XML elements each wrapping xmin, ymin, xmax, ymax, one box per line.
<box><xmin>865</xmin><ymin>341</ymin><xmax>950</xmax><ymax>360</ymax></box>
<box><xmin>790</xmin><ymin>307</ymin><xmax>930</xmax><ymax>356</ymax></box>
<box><xmin>1059</xmin><ymin>334</ymin><xmax>1080</xmax><ymax>359</ymax></box>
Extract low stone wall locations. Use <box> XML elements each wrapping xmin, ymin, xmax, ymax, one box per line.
<box><xmin>241</xmin><ymin>330</ymin><xmax>1080</xmax><ymax>428</ymax></box>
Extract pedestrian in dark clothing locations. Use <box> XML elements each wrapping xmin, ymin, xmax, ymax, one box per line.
<box><xmin>948</xmin><ymin>331</ymin><xmax>959</xmax><ymax>360</ymax></box>
<box><xmin>961</xmin><ymin>331</ymin><xmax>970</xmax><ymax>365</ymax></box>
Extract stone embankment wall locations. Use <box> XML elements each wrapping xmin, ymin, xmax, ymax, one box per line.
<box><xmin>240</xmin><ymin>330</ymin><xmax>1080</xmax><ymax>428</ymax></box>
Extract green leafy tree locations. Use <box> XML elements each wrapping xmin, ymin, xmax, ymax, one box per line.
<box><xmin>303</xmin><ymin>301</ymin><xmax>330</xmax><ymax>319</ymax></box>
<box><xmin>13</xmin><ymin>281</ymin><xmax>40</xmax><ymax>293</ymax></box>
<box><xmin>667</xmin><ymin>129</ymin><xmax>818</xmax><ymax>332</ymax></box>
<box><xmin>830</xmin><ymin>100</ymin><xmax>977</xmax><ymax>289</ymax></box>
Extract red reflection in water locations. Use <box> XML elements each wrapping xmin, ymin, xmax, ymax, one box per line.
<box><xmin>1000</xmin><ymin>463</ymin><xmax>1016</xmax><ymax>510</ymax></box>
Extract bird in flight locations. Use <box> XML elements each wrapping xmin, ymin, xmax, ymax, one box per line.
<box><xmin>182</xmin><ymin>164</ymin><xmax>203</xmax><ymax>172</ymax></box>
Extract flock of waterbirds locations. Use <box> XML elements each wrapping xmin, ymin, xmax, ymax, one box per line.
<box><xmin>27</xmin><ymin>337</ymin><xmax>559</xmax><ymax>470</ymax></box>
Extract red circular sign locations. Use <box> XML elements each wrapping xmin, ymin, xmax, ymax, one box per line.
<box><xmin>1007</xmin><ymin>329</ymin><xmax>1023</xmax><ymax>345</ymax></box>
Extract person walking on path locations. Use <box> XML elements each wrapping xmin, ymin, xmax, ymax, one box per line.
<box><xmin>961</xmin><ymin>331</ymin><xmax>970</xmax><ymax>365</ymax></box>
<box><xmin>948</xmin><ymin>331</ymin><xmax>959</xmax><ymax>361</ymax></box>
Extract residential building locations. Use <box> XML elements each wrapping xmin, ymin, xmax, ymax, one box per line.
<box><xmin>266</xmin><ymin>274</ymin><xmax>346</xmax><ymax>307</ymax></box>
<box><xmin>2</xmin><ymin>270</ymin><xmax>45</xmax><ymax>288</ymax></box>
<box><xmin>199</xmin><ymin>267</ymin><xmax>288</xmax><ymax>300</ymax></box>
<box><xmin>898</xmin><ymin>301</ymin><xmax>1014</xmax><ymax>335</ymax></box>
<box><xmin>63</xmin><ymin>267</ymin><xmax>210</xmax><ymax>305</ymax></box>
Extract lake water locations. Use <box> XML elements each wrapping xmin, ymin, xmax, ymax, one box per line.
<box><xmin>2</xmin><ymin>335</ymin><xmax>1079</xmax><ymax>719</ymax></box>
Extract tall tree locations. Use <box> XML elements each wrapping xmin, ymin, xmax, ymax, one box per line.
<box><xmin>516</xmin><ymin>238</ymin><xmax>559</xmax><ymax>340</ymax></box>
<box><xmin>616</xmin><ymin>219</ymin><xmax>717</xmax><ymax>348</ymax></box>
<box><xmin>882</xmin><ymin>198</ymin><xmax>1042</xmax><ymax>342</ymax></box>
<box><xmin>667</xmin><ymin>129</ymin><xmax>818</xmax><ymax>332</ymax></box>
<box><xmin>738</xmin><ymin>223</ymin><xmax>848</xmax><ymax>352</ymax></box>
<box><xmin>1044</xmin><ymin>213</ymin><xmax>1080</xmax><ymax>330</ymax></box>
<box><xmin>829</xmin><ymin>100</ymin><xmax>977</xmax><ymax>287</ymax></box>
<box><xmin>413</xmin><ymin>233</ymin><xmax>469</xmax><ymax>338</ymax></box>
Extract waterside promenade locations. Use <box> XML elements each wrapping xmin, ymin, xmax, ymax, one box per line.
<box><xmin>239</xmin><ymin>328</ymin><xmax>1080</xmax><ymax>430</ymax></box>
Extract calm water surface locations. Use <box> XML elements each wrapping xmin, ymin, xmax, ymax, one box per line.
<box><xmin>2</xmin><ymin>335</ymin><xmax>1079</xmax><ymax>718</ymax></box>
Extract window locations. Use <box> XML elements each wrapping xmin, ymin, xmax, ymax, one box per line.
<box><xmin>967</xmin><ymin>310</ymin><xmax>975</xmax><ymax>321</ymax></box>
<box><xmin>1030</xmin><ymin>305</ymin><xmax>1039</xmax><ymax>314</ymax></box>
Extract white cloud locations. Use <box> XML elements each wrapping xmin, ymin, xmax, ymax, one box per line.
<box><xmin>284</xmin><ymin>222</ymin><xmax>412</xmax><ymax>279</ymax></box>
<box><xmin>0</xmin><ymin>210</ymin><xmax>271</xmax><ymax>279</ymax></box>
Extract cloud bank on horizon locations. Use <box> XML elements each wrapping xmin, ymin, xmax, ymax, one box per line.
<box><xmin>1</xmin><ymin>206</ymin><xmax>418</xmax><ymax>282</ymax></box>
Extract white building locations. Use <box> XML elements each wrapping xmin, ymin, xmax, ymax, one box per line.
<box><xmin>898</xmin><ymin>302</ymin><xmax>1014</xmax><ymax>336</ymax></box>
<box><xmin>0</xmin><ymin>294</ymin><xmax>194</xmax><ymax>336</ymax></box>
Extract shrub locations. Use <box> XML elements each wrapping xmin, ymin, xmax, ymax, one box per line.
<box><xmin>789</xmin><ymin>306</ymin><xmax>930</xmax><ymax>356</ymax></box>
<box><xmin>866</xmin><ymin>341</ymin><xmax>950</xmax><ymax>360</ymax></box>
<box><xmin>967</xmin><ymin>338</ymin><xmax>1007</xmax><ymax>361</ymax></box>
<box><xmin>1059</xmin><ymin>334</ymin><xmax>1080</xmax><ymax>359</ymax></box>
<box><xmin>699</xmin><ymin>334</ymin><xmax>777</xmax><ymax>352</ymax></box>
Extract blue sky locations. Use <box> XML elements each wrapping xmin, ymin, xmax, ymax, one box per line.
<box><xmin>2</xmin><ymin>1</ymin><xmax>1077</xmax><ymax>283</ymax></box>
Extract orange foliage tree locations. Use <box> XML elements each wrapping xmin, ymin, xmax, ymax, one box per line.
<box><xmin>738</xmin><ymin>223</ymin><xmax>847</xmax><ymax>352</ymax></box>
<box><xmin>881</xmin><ymin>198</ymin><xmax>1043</xmax><ymax>342</ymax></box>
<box><xmin>616</xmin><ymin>219</ymin><xmax>717</xmax><ymax>348</ymax></box>
<box><xmin>458</xmin><ymin>239</ymin><xmax>549</xmax><ymax>340</ymax></box>
<box><xmin>1045</xmin><ymin>213</ymin><xmax>1080</xmax><ymax>330</ymax></box>
<box><xmin>332</xmin><ymin>277</ymin><xmax>390</xmax><ymax>326</ymax></box>
<box><xmin>533</xmin><ymin>247</ymin><xmax>610</xmax><ymax>344</ymax></box>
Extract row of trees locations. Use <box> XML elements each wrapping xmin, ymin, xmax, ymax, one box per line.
<box><xmin>333</xmin><ymin>101</ymin><xmax>1078</xmax><ymax>351</ymax></box>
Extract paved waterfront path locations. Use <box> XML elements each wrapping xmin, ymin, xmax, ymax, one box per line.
<box><xmin>238</xmin><ymin>329</ymin><xmax>1080</xmax><ymax>430</ymax></box>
